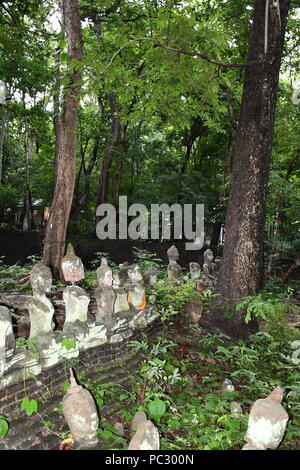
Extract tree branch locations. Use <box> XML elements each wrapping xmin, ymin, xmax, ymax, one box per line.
<box><xmin>102</xmin><ymin>37</ymin><xmax>246</xmax><ymax>71</ymax></box>
<box><xmin>153</xmin><ymin>42</ymin><xmax>245</xmax><ymax>69</ymax></box>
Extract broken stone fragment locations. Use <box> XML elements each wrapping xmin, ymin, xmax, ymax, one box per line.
<box><xmin>94</xmin><ymin>258</ymin><xmax>116</xmax><ymax>325</ymax></box>
<box><xmin>244</xmin><ymin>386</ymin><xmax>289</xmax><ymax>450</ymax></box>
<box><xmin>242</xmin><ymin>443</ymin><xmax>259</xmax><ymax>450</ymax></box>
<box><xmin>62</xmin><ymin>369</ymin><xmax>99</xmax><ymax>448</ymax></box>
<box><xmin>128</xmin><ymin>420</ymin><xmax>159</xmax><ymax>450</ymax></box>
<box><xmin>114</xmin><ymin>287</ymin><xmax>130</xmax><ymax>314</ymax></box>
<box><xmin>61</xmin><ymin>244</ymin><xmax>84</xmax><ymax>284</ymax></box>
<box><xmin>143</xmin><ymin>267</ymin><xmax>157</xmax><ymax>287</ymax></box>
<box><xmin>30</xmin><ymin>263</ymin><xmax>52</xmax><ymax>296</ymax></box>
<box><xmin>127</xmin><ymin>264</ymin><xmax>143</xmax><ymax>284</ymax></box>
<box><xmin>63</xmin><ymin>285</ymin><xmax>90</xmax><ymax>335</ymax></box>
<box><xmin>167</xmin><ymin>246</ymin><xmax>181</xmax><ymax>282</ymax></box>
<box><xmin>167</xmin><ymin>263</ymin><xmax>181</xmax><ymax>282</ymax></box>
<box><xmin>167</xmin><ymin>245</ymin><xmax>179</xmax><ymax>262</ymax></box>
<box><xmin>27</xmin><ymin>297</ymin><xmax>55</xmax><ymax>342</ymax></box>
<box><xmin>114</xmin><ymin>422</ymin><xmax>124</xmax><ymax>437</ymax></box>
<box><xmin>231</xmin><ymin>402</ymin><xmax>243</xmax><ymax>417</ymax></box>
<box><xmin>200</xmin><ymin>248</ymin><xmax>217</xmax><ymax>289</ymax></box>
<box><xmin>94</xmin><ymin>285</ymin><xmax>116</xmax><ymax>324</ymax></box>
<box><xmin>131</xmin><ymin>411</ymin><xmax>148</xmax><ymax>434</ymax></box>
<box><xmin>222</xmin><ymin>379</ymin><xmax>235</xmax><ymax>392</ymax></box>
<box><xmin>96</xmin><ymin>258</ymin><xmax>113</xmax><ymax>286</ymax></box>
<box><xmin>0</xmin><ymin>306</ymin><xmax>15</xmax><ymax>371</ymax></box>
<box><xmin>189</xmin><ymin>262</ymin><xmax>201</xmax><ymax>280</ymax></box>
<box><xmin>184</xmin><ymin>296</ymin><xmax>203</xmax><ymax>323</ymax></box>
<box><xmin>127</xmin><ymin>284</ymin><xmax>146</xmax><ymax>310</ymax></box>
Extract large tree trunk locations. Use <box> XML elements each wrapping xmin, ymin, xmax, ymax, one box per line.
<box><xmin>42</xmin><ymin>0</ymin><xmax>83</xmax><ymax>278</ymax></box>
<box><xmin>204</xmin><ymin>0</ymin><xmax>290</xmax><ymax>339</ymax></box>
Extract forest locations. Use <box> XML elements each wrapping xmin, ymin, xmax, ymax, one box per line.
<box><xmin>0</xmin><ymin>0</ymin><xmax>299</xmax><ymax>452</ymax></box>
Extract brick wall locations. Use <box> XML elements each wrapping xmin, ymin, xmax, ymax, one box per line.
<box><xmin>0</xmin><ymin>318</ymin><xmax>161</xmax><ymax>450</ymax></box>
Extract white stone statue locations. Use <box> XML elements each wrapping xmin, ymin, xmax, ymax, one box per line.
<box><xmin>167</xmin><ymin>245</ymin><xmax>181</xmax><ymax>282</ymax></box>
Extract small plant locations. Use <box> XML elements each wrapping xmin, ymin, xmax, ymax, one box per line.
<box><xmin>89</xmin><ymin>252</ymin><xmax>118</xmax><ymax>270</ymax></box>
<box><xmin>236</xmin><ymin>290</ymin><xmax>300</xmax><ymax>340</ymax></box>
<box><xmin>15</xmin><ymin>337</ymin><xmax>39</xmax><ymax>361</ymax></box>
<box><xmin>25</xmin><ymin>255</ymin><xmax>41</xmax><ymax>266</ymax></box>
<box><xmin>150</xmin><ymin>280</ymin><xmax>212</xmax><ymax>322</ymax></box>
<box><xmin>132</xmin><ymin>247</ymin><xmax>164</xmax><ymax>275</ymax></box>
<box><xmin>97</xmin><ymin>420</ymin><xmax>128</xmax><ymax>449</ymax></box>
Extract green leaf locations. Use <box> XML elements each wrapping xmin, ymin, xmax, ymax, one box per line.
<box><xmin>148</xmin><ymin>399</ymin><xmax>167</xmax><ymax>421</ymax></box>
<box><xmin>119</xmin><ymin>393</ymin><xmax>128</xmax><ymax>400</ymax></box>
<box><xmin>63</xmin><ymin>380</ymin><xmax>71</xmax><ymax>393</ymax></box>
<box><xmin>21</xmin><ymin>397</ymin><xmax>38</xmax><ymax>416</ymax></box>
<box><xmin>96</xmin><ymin>397</ymin><xmax>104</xmax><ymax>408</ymax></box>
<box><xmin>0</xmin><ymin>416</ymin><xmax>9</xmax><ymax>437</ymax></box>
<box><xmin>60</xmin><ymin>51</ymin><xmax>68</xmax><ymax>63</ymax></box>
<box><xmin>61</xmin><ymin>338</ymin><xmax>76</xmax><ymax>350</ymax></box>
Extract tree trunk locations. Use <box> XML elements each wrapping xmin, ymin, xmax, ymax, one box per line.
<box><xmin>42</xmin><ymin>0</ymin><xmax>84</xmax><ymax>278</ymax></box>
<box><xmin>283</xmin><ymin>254</ymin><xmax>300</xmax><ymax>283</ymax></box>
<box><xmin>204</xmin><ymin>0</ymin><xmax>290</xmax><ymax>339</ymax></box>
<box><xmin>180</xmin><ymin>118</ymin><xmax>204</xmax><ymax>174</ymax></box>
<box><xmin>71</xmin><ymin>136</ymin><xmax>100</xmax><ymax>220</ymax></box>
<box><xmin>53</xmin><ymin>46</ymin><xmax>62</xmax><ymax>181</ymax></box>
<box><xmin>96</xmin><ymin>91</ymin><xmax>120</xmax><ymax>217</ymax></box>
<box><xmin>22</xmin><ymin>118</ymin><xmax>34</xmax><ymax>232</ymax></box>
<box><xmin>5</xmin><ymin>110</ymin><xmax>13</xmax><ymax>173</ymax></box>
<box><xmin>0</xmin><ymin>106</ymin><xmax>7</xmax><ymax>184</ymax></box>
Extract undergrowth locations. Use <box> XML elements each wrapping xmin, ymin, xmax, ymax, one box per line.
<box><xmin>78</xmin><ymin>327</ymin><xmax>300</xmax><ymax>450</ymax></box>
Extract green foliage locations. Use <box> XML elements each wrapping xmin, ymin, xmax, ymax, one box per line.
<box><xmin>55</xmin><ymin>320</ymin><xmax>300</xmax><ymax>451</ymax></box>
<box><xmin>132</xmin><ymin>247</ymin><xmax>164</xmax><ymax>275</ymax></box>
<box><xmin>97</xmin><ymin>420</ymin><xmax>128</xmax><ymax>449</ymax></box>
<box><xmin>0</xmin><ymin>185</ymin><xmax>18</xmax><ymax>209</ymax></box>
<box><xmin>236</xmin><ymin>289</ymin><xmax>300</xmax><ymax>340</ymax></box>
<box><xmin>151</xmin><ymin>280</ymin><xmax>213</xmax><ymax>322</ymax></box>
<box><xmin>0</xmin><ymin>415</ymin><xmax>9</xmax><ymax>437</ymax></box>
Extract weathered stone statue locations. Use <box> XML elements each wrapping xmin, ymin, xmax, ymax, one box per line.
<box><xmin>200</xmin><ymin>249</ymin><xmax>217</xmax><ymax>288</ymax></box>
<box><xmin>0</xmin><ymin>306</ymin><xmax>15</xmax><ymax>376</ymax></box>
<box><xmin>128</xmin><ymin>418</ymin><xmax>160</xmax><ymax>450</ymax></box>
<box><xmin>189</xmin><ymin>262</ymin><xmax>201</xmax><ymax>281</ymax></box>
<box><xmin>61</xmin><ymin>246</ymin><xmax>90</xmax><ymax>336</ymax></box>
<box><xmin>119</xmin><ymin>264</ymin><xmax>131</xmax><ymax>284</ymax></box>
<box><xmin>113</xmin><ymin>271</ymin><xmax>130</xmax><ymax>314</ymax></box>
<box><xmin>0</xmin><ymin>305</ymin><xmax>41</xmax><ymax>387</ymax></box>
<box><xmin>27</xmin><ymin>264</ymin><xmax>55</xmax><ymax>342</ymax></box>
<box><xmin>243</xmin><ymin>386</ymin><xmax>289</xmax><ymax>450</ymax></box>
<box><xmin>63</xmin><ymin>285</ymin><xmax>90</xmax><ymax>336</ymax></box>
<box><xmin>184</xmin><ymin>296</ymin><xmax>203</xmax><ymax>324</ymax></box>
<box><xmin>94</xmin><ymin>258</ymin><xmax>116</xmax><ymax>325</ymax></box>
<box><xmin>127</xmin><ymin>264</ymin><xmax>146</xmax><ymax>311</ymax></box>
<box><xmin>214</xmin><ymin>256</ymin><xmax>221</xmax><ymax>276</ymax></box>
<box><xmin>61</xmin><ymin>243</ymin><xmax>84</xmax><ymax>285</ymax></box>
<box><xmin>62</xmin><ymin>369</ymin><xmax>99</xmax><ymax>449</ymax></box>
<box><xmin>143</xmin><ymin>267</ymin><xmax>157</xmax><ymax>287</ymax></box>
<box><xmin>167</xmin><ymin>245</ymin><xmax>181</xmax><ymax>282</ymax></box>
